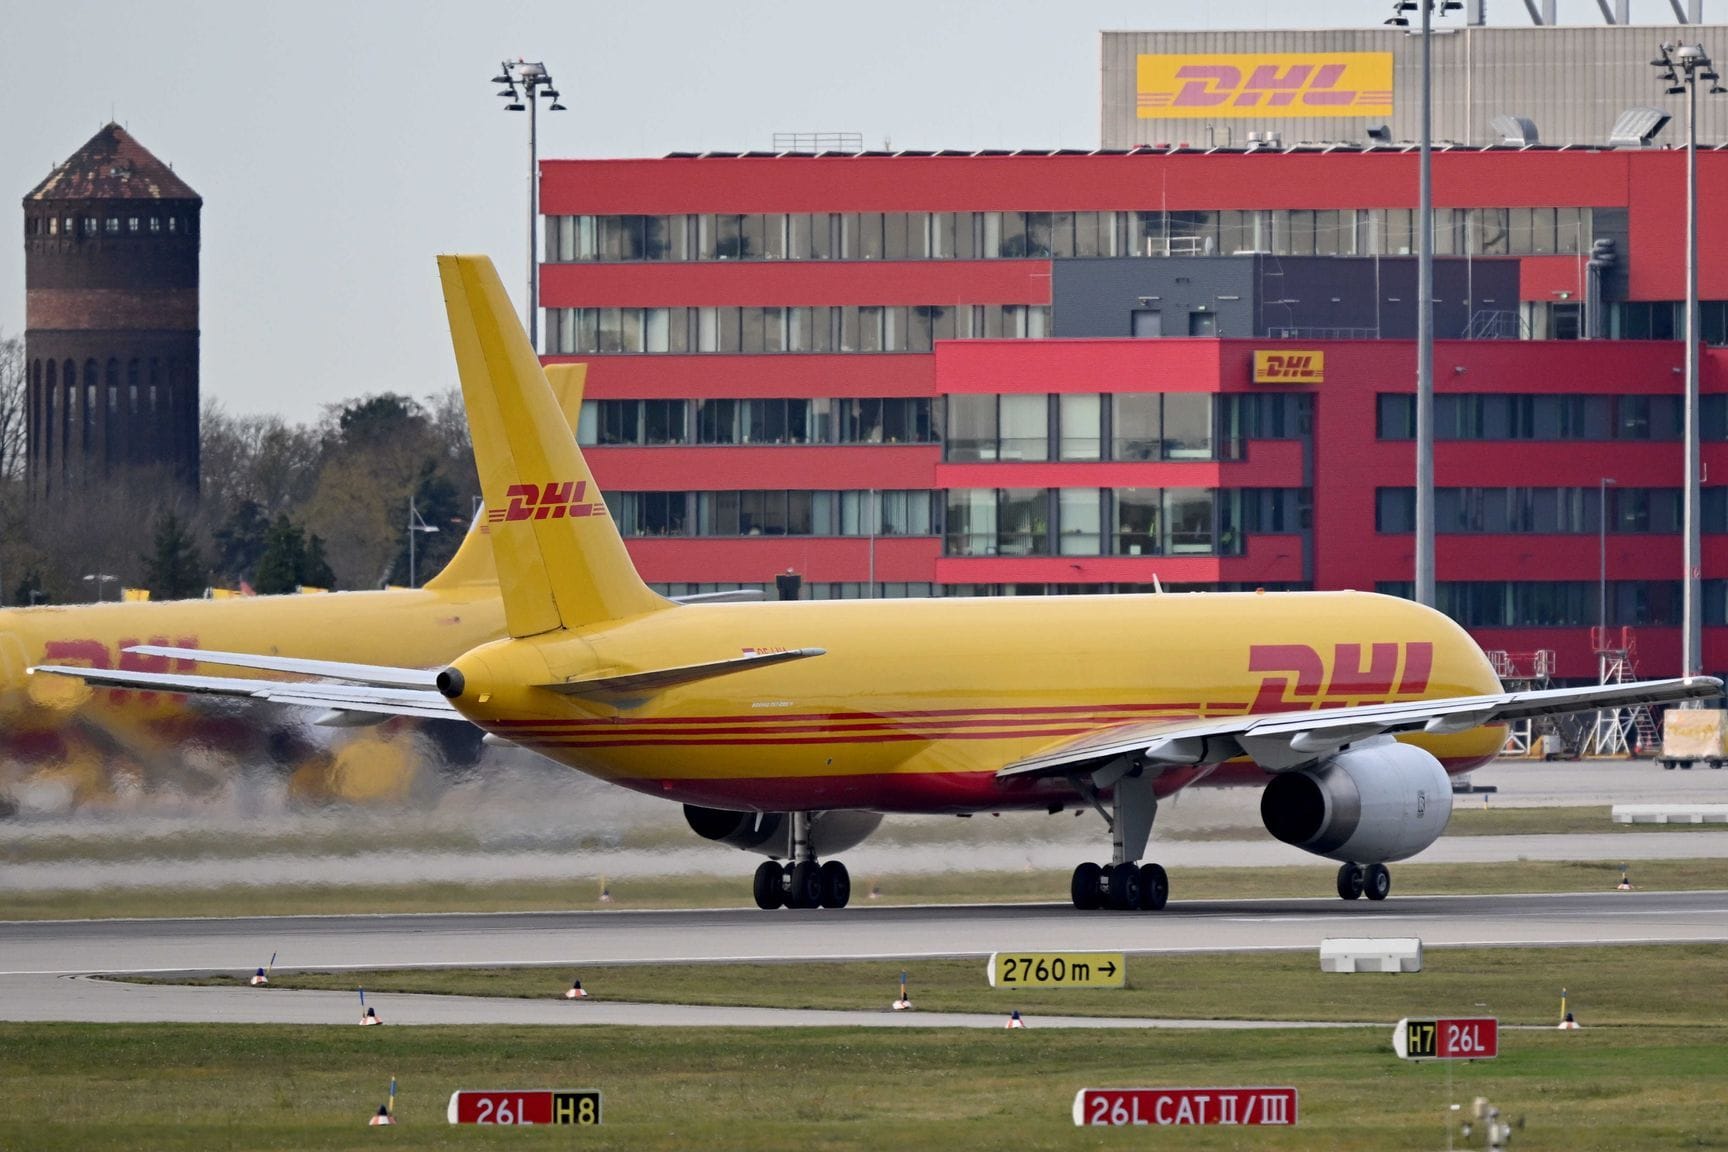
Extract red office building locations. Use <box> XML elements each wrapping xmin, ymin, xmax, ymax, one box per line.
<box><xmin>539</xmin><ymin>145</ymin><xmax>1728</xmax><ymax>681</ymax></box>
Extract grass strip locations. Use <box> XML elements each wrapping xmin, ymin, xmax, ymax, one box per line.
<box><xmin>146</xmin><ymin>943</ymin><xmax>1728</xmax><ymax>1028</ymax></box>
<box><xmin>1</xmin><ymin>1022</ymin><xmax>1724</xmax><ymax>1151</ymax></box>
<box><xmin>6</xmin><ymin>856</ymin><xmax>1721</xmax><ymax>921</ymax></box>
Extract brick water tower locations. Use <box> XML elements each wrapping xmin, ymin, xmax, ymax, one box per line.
<box><xmin>22</xmin><ymin>124</ymin><xmax>201</xmax><ymax>498</ymax></box>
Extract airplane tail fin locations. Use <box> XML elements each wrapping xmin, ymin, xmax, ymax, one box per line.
<box><xmin>420</xmin><ymin>361</ymin><xmax>589</xmax><ymax>593</ymax></box>
<box><xmin>437</xmin><ymin>256</ymin><xmax>668</xmax><ymax>635</ymax></box>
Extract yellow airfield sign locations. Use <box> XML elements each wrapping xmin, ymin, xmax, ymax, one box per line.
<box><xmin>986</xmin><ymin>952</ymin><xmax>1126</xmax><ymax>988</ymax></box>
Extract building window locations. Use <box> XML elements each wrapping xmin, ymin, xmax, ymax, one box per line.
<box><xmin>1058</xmin><ymin>394</ymin><xmax>1102</xmax><ymax>461</ymax></box>
<box><xmin>1377</xmin><ymin>488</ymin><xmax>1416</xmax><ymax>533</ymax></box>
<box><xmin>127</xmin><ymin>217</ymin><xmax>140</xmax><ymax>233</ymax></box>
<box><xmin>996</xmin><ymin>488</ymin><xmax>1049</xmax><ymax>556</ymax></box>
<box><xmin>149</xmin><ymin>216</ymin><xmax>161</xmax><ymax>233</ymax></box>
<box><xmin>1058</xmin><ymin>488</ymin><xmax>1102</xmax><ymax>555</ymax></box>
<box><xmin>105</xmin><ymin>217</ymin><xmax>119</xmax><ymax>234</ymax></box>
<box><xmin>1115</xmin><ymin>488</ymin><xmax>1160</xmax><ymax>555</ymax></box>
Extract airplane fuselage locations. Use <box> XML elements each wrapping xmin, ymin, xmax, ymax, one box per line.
<box><xmin>449</xmin><ymin>589</ymin><xmax>1507</xmax><ymax>813</ymax></box>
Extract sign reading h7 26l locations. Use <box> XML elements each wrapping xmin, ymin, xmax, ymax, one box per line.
<box><xmin>986</xmin><ymin>952</ymin><xmax>1125</xmax><ymax>988</ymax></box>
<box><xmin>1393</xmin><ymin>1017</ymin><xmax>1498</xmax><ymax>1061</ymax></box>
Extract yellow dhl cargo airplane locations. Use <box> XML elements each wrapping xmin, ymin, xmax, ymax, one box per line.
<box><xmin>37</xmin><ymin>255</ymin><xmax>1721</xmax><ymax>911</ymax></box>
<box><xmin>0</xmin><ymin>365</ymin><xmax>760</xmax><ymax>810</ymax></box>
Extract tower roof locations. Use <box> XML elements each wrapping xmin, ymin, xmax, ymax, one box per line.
<box><xmin>24</xmin><ymin>123</ymin><xmax>199</xmax><ymax>203</ymax></box>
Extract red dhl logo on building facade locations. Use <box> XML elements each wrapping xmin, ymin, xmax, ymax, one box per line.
<box><xmin>1253</xmin><ymin>350</ymin><xmax>1324</xmax><ymax>382</ymax></box>
<box><xmin>487</xmin><ymin>480</ymin><xmax>606</xmax><ymax>523</ymax></box>
<box><xmin>1249</xmin><ymin>641</ymin><xmax>1433</xmax><ymax>712</ymax></box>
<box><xmin>1136</xmin><ymin>53</ymin><xmax>1393</xmax><ymax>119</ymax></box>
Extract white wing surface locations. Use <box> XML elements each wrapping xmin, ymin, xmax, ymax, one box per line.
<box><xmin>999</xmin><ymin>676</ymin><xmax>1724</xmax><ymax>778</ymax></box>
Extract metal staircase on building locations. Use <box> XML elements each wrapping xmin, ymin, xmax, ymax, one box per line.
<box><xmin>1583</xmin><ymin>627</ymin><xmax>1659</xmax><ymax>758</ymax></box>
<box><xmin>1487</xmin><ymin>649</ymin><xmax>1557</xmax><ymax>756</ymax></box>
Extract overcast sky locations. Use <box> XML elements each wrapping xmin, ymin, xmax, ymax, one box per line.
<box><xmin>0</xmin><ymin>0</ymin><xmax>1692</xmax><ymax>420</ymax></box>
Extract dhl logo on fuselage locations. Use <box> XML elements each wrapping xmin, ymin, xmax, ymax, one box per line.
<box><xmin>1249</xmin><ymin>641</ymin><xmax>1433</xmax><ymax>712</ymax></box>
<box><xmin>38</xmin><ymin>636</ymin><xmax>199</xmax><ymax>707</ymax></box>
<box><xmin>1253</xmin><ymin>350</ymin><xmax>1324</xmax><ymax>382</ymax></box>
<box><xmin>1136</xmin><ymin>53</ymin><xmax>1393</xmax><ymax>119</ymax></box>
<box><xmin>486</xmin><ymin>480</ymin><xmax>607</xmax><ymax>523</ymax></box>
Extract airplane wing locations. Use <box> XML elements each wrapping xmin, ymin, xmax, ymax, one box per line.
<box><xmin>999</xmin><ymin>676</ymin><xmax>1724</xmax><ymax>779</ymax></box>
<box><xmin>25</xmin><ymin>664</ymin><xmax>459</xmax><ymax>721</ymax></box>
<box><xmin>30</xmin><ymin>644</ymin><xmax>827</xmax><ymax>718</ymax></box>
<box><xmin>123</xmin><ymin>645</ymin><xmax>437</xmax><ymax>689</ymax></box>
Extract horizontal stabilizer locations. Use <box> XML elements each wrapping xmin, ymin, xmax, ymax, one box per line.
<box><xmin>543</xmin><ymin>648</ymin><xmax>826</xmax><ymax>697</ymax></box>
<box><xmin>124</xmin><ymin>645</ymin><xmax>437</xmax><ymax>690</ymax></box>
<box><xmin>1000</xmin><ymin>675</ymin><xmax>1724</xmax><ymax>779</ymax></box>
<box><xmin>668</xmin><ymin>589</ymin><xmax>769</xmax><ymax>605</ymax></box>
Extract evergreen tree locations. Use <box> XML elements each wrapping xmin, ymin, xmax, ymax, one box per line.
<box><xmin>211</xmin><ymin>499</ymin><xmax>270</xmax><ymax>585</ymax></box>
<box><xmin>141</xmin><ymin>512</ymin><xmax>206</xmax><ymax>601</ymax></box>
<box><xmin>253</xmin><ymin>515</ymin><xmax>306</xmax><ymax>595</ymax></box>
<box><xmin>302</xmin><ymin>533</ymin><xmax>337</xmax><ymax>589</ymax></box>
<box><xmin>13</xmin><ymin>569</ymin><xmax>45</xmax><ymax>607</ymax></box>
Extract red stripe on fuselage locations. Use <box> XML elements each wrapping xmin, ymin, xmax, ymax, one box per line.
<box><xmin>486</xmin><ymin>702</ymin><xmax>1207</xmax><ymax>729</ymax></box>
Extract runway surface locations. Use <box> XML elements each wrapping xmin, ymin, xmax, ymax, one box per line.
<box><xmin>4</xmin><ymin>889</ymin><xmax>1725</xmax><ymax>1025</ymax></box>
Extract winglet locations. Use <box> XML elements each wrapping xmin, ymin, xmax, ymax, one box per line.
<box><xmin>437</xmin><ymin>256</ymin><xmax>668</xmax><ymax>634</ymax></box>
<box><xmin>422</xmin><ymin>360</ymin><xmax>589</xmax><ymax>592</ymax></box>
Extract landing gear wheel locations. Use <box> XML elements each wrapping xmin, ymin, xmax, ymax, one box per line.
<box><xmin>1336</xmin><ymin>862</ymin><xmax>1365</xmax><ymax>901</ymax></box>
<box><xmin>1070</xmin><ymin>862</ymin><xmax>1103</xmax><ymax>910</ymax></box>
<box><xmin>788</xmin><ymin>861</ymin><xmax>823</xmax><ymax>909</ymax></box>
<box><xmin>1363</xmin><ymin>863</ymin><xmax>1392</xmax><ymax>902</ymax></box>
<box><xmin>1107</xmin><ymin>862</ymin><xmax>1142</xmax><ymax>910</ymax></box>
<box><xmin>1137</xmin><ymin>863</ymin><xmax>1169</xmax><ymax>911</ymax></box>
<box><xmin>753</xmin><ymin>860</ymin><xmax>785</xmax><ymax>910</ymax></box>
<box><xmin>818</xmin><ymin>860</ymin><xmax>851</xmax><ymax>909</ymax></box>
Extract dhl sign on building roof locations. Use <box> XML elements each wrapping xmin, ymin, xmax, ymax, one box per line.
<box><xmin>1253</xmin><ymin>350</ymin><xmax>1324</xmax><ymax>384</ymax></box>
<box><xmin>1137</xmin><ymin>53</ymin><xmax>1393</xmax><ymax>119</ymax></box>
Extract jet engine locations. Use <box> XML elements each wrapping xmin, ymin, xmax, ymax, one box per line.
<box><xmin>682</xmin><ymin>805</ymin><xmax>883</xmax><ymax>858</ymax></box>
<box><xmin>1259</xmin><ymin>737</ymin><xmax>1452</xmax><ymax>864</ymax></box>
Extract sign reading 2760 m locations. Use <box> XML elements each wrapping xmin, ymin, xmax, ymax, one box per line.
<box><xmin>1137</xmin><ymin>53</ymin><xmax>1393</xmax><ymax>119</ymax></box>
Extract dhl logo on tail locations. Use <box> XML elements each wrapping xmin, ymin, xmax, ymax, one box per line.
<box><xmin>486</xmin><ymin>480</ymin><xmax>607</xmax><ymax>524</ymax></box>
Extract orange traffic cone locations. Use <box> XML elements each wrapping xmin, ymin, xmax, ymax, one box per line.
<box><xmin>564</xmin><ymin>980</ymin><xmax>588</xmax><ymax>1000</ymax></box>
<box><xmin>1005</xmin><ymin>1010</ymin><xmax>1026</xmax><ymax>1029</ymax></box>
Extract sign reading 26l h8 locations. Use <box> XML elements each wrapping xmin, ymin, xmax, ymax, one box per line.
<box><xmin>1393</xmin><ymin>1017</ymin><xmax>1499</xmax><ymax>1061</ymax></box>
<box><xmin>447</xmin><ymin>1090</ymin><xmax>601</xmax><ymax>1125</ymax></box>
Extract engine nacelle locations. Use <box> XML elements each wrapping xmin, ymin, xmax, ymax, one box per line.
<box><xmin>1259</xmin><ymin>738</ymin><xmax>1453</xmax><ymax>864</ymax></box>
<box><xmin>682</xmin><ymin>805</ymin><xmax>884</xmax><ymax>859</ymax></box>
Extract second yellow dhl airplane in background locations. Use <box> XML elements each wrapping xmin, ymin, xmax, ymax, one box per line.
<box><xmin>41</xmin><ymin>255</ymin><xmax>1721</xmax><ymax>912</ymax></box>
<box><xmin>0</xmin><ymin>365</ymin><xmax>739</xmax><ymax>810</ymax></box>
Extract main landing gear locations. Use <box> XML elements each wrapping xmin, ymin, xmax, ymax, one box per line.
<box><xmin>1336</xmin><ymin>861</ymin><xmax>1392</xmax><ymax>901</ymax></box>
<box><xmin>1069</xmin><ymin>760</ymin><xmax>1169</xmax><ymax>912</ymax></box>
<box><xmin>752</xmin><ymin>812</ymin><xmax>851</xmax><ymax>910</ymax></box>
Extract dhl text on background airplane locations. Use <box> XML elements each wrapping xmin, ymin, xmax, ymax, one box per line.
<box><xmin>36</xmin><ymin>255</ymin><xmax>1721</xmax><ymax>911</ymax></box>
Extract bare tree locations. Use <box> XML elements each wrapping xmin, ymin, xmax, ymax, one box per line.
<box><xmin>0</xmin><ymin>333</ymin><xmax>28</xmax><ymax>483</ymax></box>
